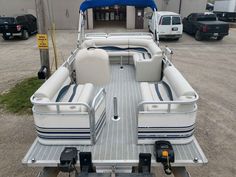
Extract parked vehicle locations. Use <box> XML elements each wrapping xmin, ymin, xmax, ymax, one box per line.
<box><xmin>148</xmin><ymin>11</ymin><xmax>183</xmax><ymax>40</ymax></box>
<box><xmin>183</xmin><ymin>13</ymin><xmax>229</xmax><ymax>41</ymax></box>
<box><xmin>214</xmin><ymin>0</ymin><xmax>236</xmax><ymax>22</ymax></box>
<box><xmin>0</xmin><ymin>14</ymin><xmax>37</xmax><ymax>40</ymax></box>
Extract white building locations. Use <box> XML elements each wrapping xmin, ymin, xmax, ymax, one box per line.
<box><xmin>0</xmin><ymin>0</ymin><xmax>207</xmax><ymax>29</ymax></box>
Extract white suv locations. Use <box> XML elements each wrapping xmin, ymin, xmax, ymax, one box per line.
<box><xmin>148</xmin><ymin>11</ymin><xmax>183</xmax><ymax>40</ymax></box>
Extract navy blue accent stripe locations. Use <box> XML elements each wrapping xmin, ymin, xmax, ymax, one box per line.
<box><xmin>36</xmin><ymin>113</ymin><xmax>105</xmax><ymax>134</ymax></box>
<box><xmin>56</xmin><ymin>85</ymin><xmax>70</xmax><ymax>102</ymax></box>
<box><xmin>37</xmin><ymin>130</ymin><xmax>90</xmax><ymax>134</ymax></box>
<box><xmin>36</xmin><ymin>111</ymin><xmax>106</xmax><ymax>132</ymax></box>
<box><xmin>162</xmin><ymin>81</ymin><xmax>173</xmax><ymax>101</ymax></box>
<box><xmin>97</xmin><ymin>46</ymin><xmax>151</xmax><ymax>58</ymax></box>
<box><xmin>138</xmin><ymin>134</ymin><xmax>194</xmax><ymax>139</ymax></box>
<box><xmin>154</xmin><ymin>83</ymin><xmax>163</xmax><ymax>101</ymax></box>
<box><xmin>138</xmin><ymin>128</ymin><xmax>195</xmax><ymax>134</ymax></box>
<box><xmin>68</xmin><ymin>84</ymin><xmax>78</xmax><ymax>102</ymax></box>
<box><xmin>138</xmin><ymin>124</ymin><xmax>195</xmax><ymax>129</ymax></box>
<box><xmin>36</xmin><ymin>126</ymin><xmax>89</xmax><ymax>130</ymax></box>
<box><xmin>38</xmin><ymin>135</ymin><xmax>91</xmax><ymax>139</ymax></box>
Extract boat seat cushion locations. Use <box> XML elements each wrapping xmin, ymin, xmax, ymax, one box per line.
<box><xmin>140</xmin><ymin>66</ymin><xmax>196</xmax><ymax>112</ymax></box>
<box><xmin>163</xmin><ymin>66</ymin><xmax>195</xmax><ymax>97</ymax></box>
<box><xmin>34</xmin><ymin>67</ymin><xmax>71</xmax><ymax>100</ymax></box>
<box><xmin>53</xmin><ymin>83</ymin><xmax>94</xmax><ymax>112</ymax></box>
<box><xmin>140</xmin><ymin>82</ymin><xmax>176</xmax><ymax>111</ymax></box>
<box><xmin>34</xmin><ymin>66</ymin><xmax>94</xmax><ymax>112</ymax></box>
<box><xmin>74</xmin><ymin>48</ymin><xmax>110</xmax><ymax>85</ymax></box>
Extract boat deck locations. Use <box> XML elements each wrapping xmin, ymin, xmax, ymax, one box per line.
<box><xmin>22</xmin><ymin>65</ymin><xmax>207</xmax><ymax>167</ymax></box>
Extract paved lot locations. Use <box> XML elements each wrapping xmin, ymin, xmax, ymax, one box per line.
<box><xmin>0</xmin><ymin>29</ymin><xmax>236</xmax><ymax>177</ymax></box>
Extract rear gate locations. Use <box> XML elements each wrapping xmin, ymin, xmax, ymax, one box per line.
<box><xmin>171</xmin><ymin>16</ymin><xmax>182</xmax><ymax>35</ymax></box>
<box><xmin>0</xmin><ymin>17</ymin><xmax>18</xmax><ymax>34</ymax></box>
<box><xmin>207</xmin><ymin>24</ymin><xmax>229</xmax><ymax>35</ymax></box>
<box><xmin>0</xmin><ymin>24</ymin><xmax>18</xmax><ymax>34</ymax></box>
<box><xmin>159</xmin><ymin>16</ymin><xmax>182</xmax><ymax>35</ymax></box>
<box><xmin>159</xmin><ymin>16</ymin><xmax>172</xmax><ymax>35</ymax></box>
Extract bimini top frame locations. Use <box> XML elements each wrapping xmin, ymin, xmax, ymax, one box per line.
<box><xmin>77</xmin><ymin>0</ymin><xmax>159</xmax><ymax>46</ymax></box>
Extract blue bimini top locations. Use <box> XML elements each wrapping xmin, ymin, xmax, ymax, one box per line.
<box><xmin>80</xmin><ymin>0</ymin><xmax>157</xmax><ymax>12</ymax></box>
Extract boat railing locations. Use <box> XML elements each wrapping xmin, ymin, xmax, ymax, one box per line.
<box><xmin>108</xmin><ymin>32</ymin><xmax>153</xmax><ymax>39</ymax></box>
<box><xmin>137</xmin><ymin>93</ymin><xmax>199</xmax><ymax>114</ymax></box>
<box><xmin>31</xmin><ymin>96</ymin><xmax>91</xmax><ymax>115</ymax></box>
<box><xmin>84</xmin><ymin>32</ymin><xmax>154</xmax><ymax>40</ymax></box>
<box><xmin>90</xmin><ymin>88</ymin><xmax>106</xmax><ymax>144</ymax></box>
<box><xmin>85</xmin><ymin>33</ymin><xmax>108</xmax><ymax>39</ymax></box>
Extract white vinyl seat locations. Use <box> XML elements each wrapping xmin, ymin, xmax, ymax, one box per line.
<box><xmin>34</xmin><ymin>67</ymin><xmax>94</xmax><ymax>113</ymax></box>
<box><xmin>138</xmin><ymin>65</ymin><xmax>198</xmax><ymax>145</ymax></box>
<box><xmin>81</xmin><ymin>39</ymin><xmax>163</xmax><ymax>82</ymax></box>
<box><xmin>32</xmin><ymin>66</ymin><xmax>106</xmax><ymax>145</ymax></box>
<box><xmin>74</xmin><ymin>48</ymin><xmax>110</xmax><ymax>86</ymax></box>
<box><xmin>140</xmin><ymin>65</ymin><xmax>196</xmax><ymax>112</ymax></box>
<box><xmin>140</xmin><ymin>81</ymin><xmax>176</xmax><ymax>111</ymax></box>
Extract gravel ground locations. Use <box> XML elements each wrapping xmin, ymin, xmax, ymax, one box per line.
<box><xmin>0</xmin><ymin>29</ymin><xmax>235</xmax><ymax>177</ymax></box>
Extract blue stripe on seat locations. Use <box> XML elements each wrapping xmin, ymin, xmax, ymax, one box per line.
<box><xmin>56</xmin><ymin>84</ymin><xmax>71</xmax><ymax>102</ymax></box>
<box><xmin>96</xmin><ymin>46</ymin><xmax>152</xmax><ymax>58</ymax></box>
<box><xmin>162</xmin><ymin>81</ymin><xmax>173</xmax><ymax>101</ymax></box>
<box><xmin>68</xmin><ymin>84</ymin><xmax>78</xmax><ymax>102</ymax></box>
<box><xmin>154</xmin><ymin>83</ymin><xmax>163</xmax><ymax>101</ymax></box>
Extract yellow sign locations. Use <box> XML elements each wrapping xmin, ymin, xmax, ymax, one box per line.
<box><xmin>37</xmin><ymin>34</ymin><xmax>49</xmax><ymax>49</ymax></box>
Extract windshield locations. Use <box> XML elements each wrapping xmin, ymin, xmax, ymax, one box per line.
<box><xmin>0</xmin><ymin>17</ymin><xmax>15</xmax><ymax>24</ymax></box>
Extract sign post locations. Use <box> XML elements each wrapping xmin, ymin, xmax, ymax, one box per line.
<box><xmin>35</xmin><ymin>0</ymin><xmax>51</xmax><ymax>78</ymax></box>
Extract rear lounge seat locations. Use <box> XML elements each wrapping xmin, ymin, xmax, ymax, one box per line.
<box><xmin>32</xmin><ymin>49</ymin><xmax>108</xmax><ymax>145</ymax></box>
<box><xmin>34</xmin><ymin>67</ymin><xmax>94</xmax><ymax>112</ymax></box>
<box><xmin>140</xmin><ymin>65</ymin><xmax>196</xmax><ymax>112</ymax></box>
<box><xmin>138</xmin><ymin>65</ymin><xmax>198</xmax><ymax>144</ymax></box>
<box><xmin>32</xmin><ymin>67</ymin><xmax>97</xmax><ymax>145</ymax></box>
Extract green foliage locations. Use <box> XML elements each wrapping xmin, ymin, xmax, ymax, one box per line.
<box><xmin>0</xmin><ymin>77</ymin><xmax>43</xmax><ymax>114</ymax></box>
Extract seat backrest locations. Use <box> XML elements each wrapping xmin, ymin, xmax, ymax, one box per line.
<box><xmin>34</xmin><ymin>67</ymin><xmax>70</xmax><ymax>100</ymax></box>
<box><xmin>74</xmin><ymin>48</ymin><xmax>110</xmax><ymax>85</ymax></box>
<box><xmin>163</xmin><ymin>66</ymin><xmax>195</xmax><ymax>98</ymax></box>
